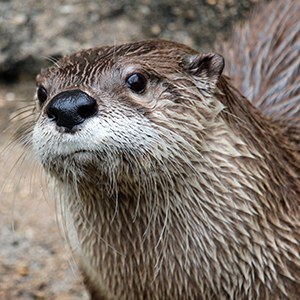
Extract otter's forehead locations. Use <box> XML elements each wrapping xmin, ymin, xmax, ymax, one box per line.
<box><xmin>42</xmin><ymin>40</ymin><xmax>197</xmax><ymax>82</ymax></box>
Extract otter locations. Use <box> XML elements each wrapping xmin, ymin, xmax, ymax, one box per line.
<box><xmin>18</xmin><ymin>0</ymin><xmax>299</xmax><ymax>299</ymax></box>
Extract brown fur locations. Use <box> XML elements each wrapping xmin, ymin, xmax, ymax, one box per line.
<box><xmin>217</xmin><ymin>0</ymin><xmax>300</xmax><ymax>144</ymax></box>
<box><xmin>16</xmin><ymin>0</ymin><xmax>300</xmax><ymax>299</ymax></box>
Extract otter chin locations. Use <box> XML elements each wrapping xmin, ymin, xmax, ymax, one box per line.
<box><xmin>21</xmin><ymin>2</ymin><xmax>300</xmax><ymax>298</ymax></box>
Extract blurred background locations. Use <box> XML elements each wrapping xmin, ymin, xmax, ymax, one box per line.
<box><xmin>0</xmin><ymin>0</ymin><xmax>259</xmax><ymax>299</ymax></box>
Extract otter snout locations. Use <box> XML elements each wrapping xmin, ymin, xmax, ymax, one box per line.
<box><xmin>46</xmin><ymin>90</ymin><xmax>98</xmax><ymax>131</ymax></box>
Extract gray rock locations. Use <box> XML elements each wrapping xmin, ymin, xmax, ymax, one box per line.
<box><xmin>0</xmin><ymin>0</ymin><xmax>258</xmax><ymax>80</ymax></box>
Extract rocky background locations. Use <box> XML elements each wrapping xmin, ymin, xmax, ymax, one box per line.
<box><xmin>0</xmin><ymin>0</ymin><xmax>259</xmax><ymax>299</ymax></box>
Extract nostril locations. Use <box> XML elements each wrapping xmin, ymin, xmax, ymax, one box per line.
<box><xmin>47</xmin><ymin>107</ymin><xmax>58</xmax><ymax>121</ymax></box>
<box><xmin>46</xmin><ymin>90</ymin><xmax>98</xmax><ymax>130</ymax></box>
<box><xmin>77</xmin><ymin>100</ymin><xmax>98</xmax><ymax>119</ymax></box>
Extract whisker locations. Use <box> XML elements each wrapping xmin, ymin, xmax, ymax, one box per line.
<box><xmin>9</xmin><ymin>107</ymin><xmax>35</xmax><ymax>121</ymax></box>
<box><xmin>42</xmin><ymin>55</ymin><xmax>62</xmax><ymax>68</ymax></box>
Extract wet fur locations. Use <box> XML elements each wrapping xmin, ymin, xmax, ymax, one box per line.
<box><xmin>218</xmin><ymin>0</ymin><xmax>300</xmax><ymax>148</ymax></box>
<box><xmin>15</xmin><ymin>0</ymin><xmax>300</xmax><ymax>299</ymax></box>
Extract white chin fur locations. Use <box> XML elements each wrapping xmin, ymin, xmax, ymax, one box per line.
<box><xmin>32</xmin><ymin>115</ymin><xmax>157</xmax><ymax>163</ymax></box>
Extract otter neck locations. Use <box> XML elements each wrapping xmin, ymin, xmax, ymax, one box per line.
<box><xmin>60</xmin><ymin>138</ymin><xmax>299</xmax><ymax>298</ymax></box>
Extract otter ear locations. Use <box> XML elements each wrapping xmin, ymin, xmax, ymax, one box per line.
<box><xmin>182</xmin><ymin>53</ymin><xmax>224</xmax><ymax>88</ymax></box>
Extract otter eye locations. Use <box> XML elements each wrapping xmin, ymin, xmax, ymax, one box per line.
<box><xmin>126</xmin><ymin>73</ymin><xmax>147</xmax><ymax>94</ymax></box>
<box><xmin>37</xmin><ymin>86</ymin><xmax>48</xmax><ymax>104</ymax></box>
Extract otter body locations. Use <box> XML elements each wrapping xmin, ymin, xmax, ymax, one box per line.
<box><xmin>21</xmin><ymin>0</ymin><xmax>299</xmax><ymax>299</ymax></box>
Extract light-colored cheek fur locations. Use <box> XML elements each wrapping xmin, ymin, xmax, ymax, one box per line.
<box><xmin>32</xmin><ymin>112</ymin><xmax>158</xmax><ymax>163</ymax></box>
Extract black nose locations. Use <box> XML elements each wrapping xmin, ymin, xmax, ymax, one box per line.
<box><xmin>46</xmin><ymin>90</ymin><xmax>98</xmax><ymax>130</ymax></box>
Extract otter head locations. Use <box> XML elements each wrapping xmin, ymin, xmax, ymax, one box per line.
<box><xmin>32</xmin><ymin>40</ymin><xmax>224</xmax><ymax>185</ymax></box>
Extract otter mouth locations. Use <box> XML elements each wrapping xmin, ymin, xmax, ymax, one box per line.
<box><xmin>48</xmin><ymin>149</ymin><xmax>95</xmax><ymax>162</ymax></box>
<box><xmin>69</xmin><ymin>149</ymin><xmax>88</xmax><ymax>155</ymax></box>
<box><xmin>60</xmin><ymin>149</ymin><xmax>93</xmax><ymax>158</ymax></box>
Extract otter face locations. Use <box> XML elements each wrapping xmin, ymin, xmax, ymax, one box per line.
<box><xmin>32</xmin><ymin>40</ymin><xmax>224</xmax><ymax>179</ymax></box>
